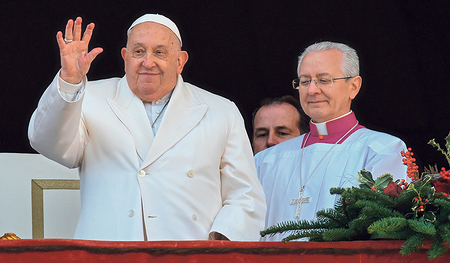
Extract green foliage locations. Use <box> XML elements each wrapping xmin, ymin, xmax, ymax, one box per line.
<box><xmin>357</xmin><ymin>169</ymin><xmax>375</xmax><ymax>188</ymax></box>
<box><xmin>400</xmin><ymin>233</ymin><xmax>426</xmax><ymax>255</ymax></box>
<box><xmin>428</xmin><ymin>132</ymin><xmax>450</xmax><ymax>167</ymax></box>
<box><xmin>322</xmin><ymin>228</ymin><xmax>356</xmax><ymax>241</ymax></box>
<box><xmin>408</xmin><ymin>220</ymin><xmax>436</xmax><ymax>236</ymax></box>
<box><xmin>428</xmin><ymin>235</ymin><xmax>446</xmax><ymax>260</ymax></box>
<box><xmin>283</xmin><ymin>229</ymin><xmax>325</xmax><ymax>243</ymax></box>
<box><xmin>367</xmin><ymin>217</ymin><xmax>408</xmax><ymax>234</ymax></box>
<box><xmin>437</xmin><ymin>224</ymin><xmax>450</xmax><ymax>245</ymax></box>
<box><xmin>261</xmin><ymin>169</ymin><xmax>450</xmax><ymax>260</ymax></box>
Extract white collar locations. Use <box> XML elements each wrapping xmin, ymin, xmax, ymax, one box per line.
<box><xmin>311</xmin><ymin>111</ymin><xmax>353</xmax><ymax>136</ymax></box>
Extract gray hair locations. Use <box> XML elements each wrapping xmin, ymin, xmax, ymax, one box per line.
<box><xmin>297</xmin><ymin>41</ymin><xmax>359</xmax><ymax>77</ymax></box>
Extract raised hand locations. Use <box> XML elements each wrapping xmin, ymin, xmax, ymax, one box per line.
<box><xmin>56</xmin><ymin>17</ymin><xmax>103</xmax><ymax>84</ymax></box>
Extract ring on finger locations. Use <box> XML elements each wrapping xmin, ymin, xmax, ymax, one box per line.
<box><xmin>64</xmin><ymin>38</ymin><xmax>73</xmax><ymax>43</ymax></box>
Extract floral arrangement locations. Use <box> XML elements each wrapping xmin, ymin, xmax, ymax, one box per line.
<box><xmin>260</xmin><ymin>133</ymin><xmax>450</xmax><ymax>260</ymax></box>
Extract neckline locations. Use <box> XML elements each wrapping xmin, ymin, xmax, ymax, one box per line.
<box><xmin>292</xmin><ymin>120</ymin><xmax>360</xmax><ymax>219</ymax></box>
<box><xmin>302</xmin><ymin>112</ymin><xmax>364</xmax><ymax>147</ymax></box>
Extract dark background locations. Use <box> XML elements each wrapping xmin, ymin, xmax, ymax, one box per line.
<box><xmin>2</xmin><ymin>0</ymin><xmax>450</xmax><ymax>171</ymax></box>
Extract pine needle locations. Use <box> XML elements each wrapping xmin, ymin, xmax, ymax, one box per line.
<box><xmin>400</xmin><ymin>233</ymin><xmax>426</xmax><ymax>255</ymax></box>
<box><xmin>408</xmin><ymin>220</ymin><xmax>436</xmax><ymax>236</ymax></box>
<box><xmin>367</xmin><ymin>217</ymin><xmax>408</xmax><ymax>234</ymax></box>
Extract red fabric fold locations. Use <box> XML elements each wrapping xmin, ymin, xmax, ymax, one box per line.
<box><xmin>0</xmin><ymin>239</ymin><xmax>448</xmax><ymax>262</ymax></box>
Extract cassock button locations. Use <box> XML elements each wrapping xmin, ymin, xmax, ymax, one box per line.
<box><xmin>187</xmin><ymin>170</ymin><xmax>194</xmax><ymax>178</ymax></box>
<box><xmin>138</xmin><ymin>170</ymin><xmax>146</xmax><ymax>177</ymax></box>
<box><xmin>192</xmin><ymin>214</ymin><xmax>197</xmax><ymax>221</ymax></box>
<box><xmin>129</xmin><ymin>209</ymin><xmax>135</xmax><ymax>217</ymax></box>
<box><xmin>318</xmin><ymin>135</ymin><xmax>324</xmax><ymax>140</ymax></box>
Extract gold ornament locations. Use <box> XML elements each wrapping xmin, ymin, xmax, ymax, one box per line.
<box><xmin>0</xmin><ymin>233</ymin><xmax>20</xmax><ymax>240</ymax></box>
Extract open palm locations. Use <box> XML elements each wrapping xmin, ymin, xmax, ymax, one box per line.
<box><xmin>56</xmin><ymin>17</ymin><xmax>103</xmax><ymax>84</ymax></box>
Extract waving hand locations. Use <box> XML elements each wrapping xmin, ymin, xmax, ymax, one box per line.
<box><xmin>56</xmin><ymin>17</ymin><xmax>103</xmax><ymax>84</ymax></box>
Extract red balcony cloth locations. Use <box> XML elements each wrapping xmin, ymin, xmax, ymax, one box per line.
<box><xmin>0</xmin><ymin>239</ymin><xmax>448</xmax><ymax>262</ymax></box>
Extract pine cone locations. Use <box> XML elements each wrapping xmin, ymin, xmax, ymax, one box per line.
<box><xmin>0</xmin><ymin>233</ymin><xmax>20</xmax><ymax>240</ymax></box>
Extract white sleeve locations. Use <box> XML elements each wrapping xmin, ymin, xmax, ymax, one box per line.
<box><xmin>28</xmin><ymin>71</ymin><xmax>88</xmax><ymax>168</ymax></box>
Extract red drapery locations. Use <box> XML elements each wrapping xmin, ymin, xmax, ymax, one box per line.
<box><xmin>1</xmin><ymin>239</ymin><xmax>448</xmax><ymax>262</ymax></box>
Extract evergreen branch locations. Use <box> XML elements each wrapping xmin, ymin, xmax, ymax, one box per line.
<box><xmin>437</xmin><ymin>224</ymin><xmax>450</xmax><ymax>245</ymax></box>
<box><xmin>367</xmin><ymin>217</ymin><xmax>408</xmax><ymax>234</ymax></box>
<box><xmin>433</xmin><ymin>198</ymin><xmax>450</xmax><ymax>210</ymax></box>
<box><xmin>428</xmin><ymin>235</ymin><xmax>446</xmax><ymax>260</ymax></box>
<box><xmin>434</xmin><ymin>198</ymin><xmax>450</xmax><ymax>223</ymax></box>
<box><xmin>333</xmin><ymin>192</ymin><xmax>363</xmax><ymax>222</ymax></box>
<box><xmin>357</xmin><ymin>200</ymin><xmax>404</xmax><ymax>219</ymax></box>
<box><xmin>282</xmin><ymin>230</ymin><xmax>325</xmax><ymax>243</ymax></box>
<box><xmin>347</xmin><ymin>216</ymin><xmax>373</xmax><ymax>235</ymax></box>
<box><xmin>369</xmin><ymin>228</ymin><xmax>414</xmax><ymax>240</ymax></box>
<box><xmin>408</xmin><ymin>220</ymin><xmax>436</xmax><ymax>236</ymax></box>
<box><xmin>322</xmin><ymin>228</ymin><xmax>357</xmax><ymax>241</ymax></box>
<box><xmin>394</xmin><ymin>189</ymin><xmax>418</xmax><ymax>209</ymax></box>
<box><xmin>352</xmin><ymin>188</ymin><xmax>395</xmax><ymax>207</ymax></box>
<box><xmin>333</xmin><ymin>189</ymin><xmax>353</xmax><ymax>221</ymax></box>
<box><xmin>316</xmin><ymin>209</ymin><xmax>348</xmax><ymax>228</ymax></box>
<box><xmin>400</xmin><ymin>233</ymin><xmax>426</xmax><ymax>255</ymax></box>
<box><xmin>330</xmin><ymin>187</ymin><xmax>346</xmax><ymax>195</ymax></box>
<box><xmin>260</xmin><ymin>220</ymin><xmax>326</xmax><ymax>237</ymax></box>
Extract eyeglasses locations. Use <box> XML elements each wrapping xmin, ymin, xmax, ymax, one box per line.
<box><xmin>292</xmin><ymin>76</ymin><xmax>354</xmax><ymax>89</ymax></box>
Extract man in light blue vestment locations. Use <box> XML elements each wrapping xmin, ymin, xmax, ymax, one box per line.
<box><xmin>255</xmin><ymin>41</ymin><xmax>407</xmax><ymax>241</ymax></box>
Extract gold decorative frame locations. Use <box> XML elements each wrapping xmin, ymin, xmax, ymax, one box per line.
<box><xmin>31</xmin><ymin>179</ymin><xmax>80</xmax><ymax>238</ymax></box>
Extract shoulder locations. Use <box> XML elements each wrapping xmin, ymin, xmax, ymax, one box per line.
<box><xmin>354</xmin><ymin>128</ymin><xmax>403</xmax><ymax>142</ymax></box>
<box><xmin>84</xmin><ymin>77</ymin><xmax>122</xmax><ymax>97</ymax></box>
<box><xmin>86</xmin><ymin>77</ymin><xmax>121</xmax><ymax>87</ymax></box>
<box><xmin>183</xmin><ymin>82</ymin><xmax>236</xmax><ymax>110</ymax></box>
<box><xmin>350</xmin><ymin>128</ymin><xmax>406</xmax><ymax>151</ymax></box>
<box><xmin>255</xmin><ymin>135</ymin><xmax>304</xmax><ymax>164</ymax></box>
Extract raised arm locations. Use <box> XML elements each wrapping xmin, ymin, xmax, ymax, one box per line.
<box><xmin>56</xmin><ymin>17</ymin><xmax>103</xmax><ymax>84</ymax></box>
<box><xmin>28</xmin><ymin>17</ymin><xmax>103</xmax><ymax>168</ymax></box>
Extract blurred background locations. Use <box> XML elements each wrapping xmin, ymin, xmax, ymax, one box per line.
<box><xmin>2</xmin><ymin>0</ymin><xmax>449</xmax><ymax>171</ymax></box>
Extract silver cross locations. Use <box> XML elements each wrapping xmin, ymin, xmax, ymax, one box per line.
<box><xmin>290</xmin><ymin>189</ymin><xmax>310</xmax><ymax>219</ymax></box>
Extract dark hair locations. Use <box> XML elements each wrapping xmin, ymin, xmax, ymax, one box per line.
<box><xmin>252</xmin><ymin>95</ymin><xmax>309</xmax><ymax>134</ymax></box>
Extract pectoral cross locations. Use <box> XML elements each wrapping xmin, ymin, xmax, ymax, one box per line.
<box><xmin>290</xmin><ymin>188</ymin><xmax>310</xmax><ymax>219</ymax></box>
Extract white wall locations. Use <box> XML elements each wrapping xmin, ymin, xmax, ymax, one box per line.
<box><xmin>0</xmin><ymin>153</ymin><xmax>80</xmax><ymax>239</ymax></box>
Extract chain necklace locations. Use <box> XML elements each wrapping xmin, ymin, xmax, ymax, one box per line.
<box><xmin>290</xmin><ymin>121</ymin><xmax>359</xmax><ymax>219</ymax></box>
<box><xmin>151</xmin><ymin>96</ymin><xmax>171</xmax><ymax>128</ymax></box>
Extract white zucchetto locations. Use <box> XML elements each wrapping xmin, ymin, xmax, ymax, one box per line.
<box><xmin>127</xmin><ymin>14</ymin><xmax>182</xmax><ymax>45</ymax></box>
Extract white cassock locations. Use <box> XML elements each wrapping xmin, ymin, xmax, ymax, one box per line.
<box><xmin>29</xmin><ymin>72</ymin><xmax>266</xmax><ymax>241</ymax></box>
<box><xmin>255</xmin><ymin>112</ymin><xmax>407</xmax><ymax>241</ymax></box>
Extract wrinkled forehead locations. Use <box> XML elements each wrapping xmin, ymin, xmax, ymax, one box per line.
<box><xmin>127</xmin><ymin>14</ymin><xmax>182</xmax><ymax>45</ymax></box>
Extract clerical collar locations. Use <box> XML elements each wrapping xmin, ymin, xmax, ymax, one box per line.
<box><xmin>303</xmin><ymin>111</ymin><xmax>365</xmax><ymax>147</ymax></box>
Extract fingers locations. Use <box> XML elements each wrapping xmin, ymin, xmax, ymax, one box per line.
<box><xmin>86</xmin><ymin>47</ymin><xmax>104</xmax><ymax>64</ymax></box>
<box><xmin>56</xmin><ymin>31</ymin><xmax>65</xmax><ymax>49</ymax></box>
<box><xmin>64</xmin><ymin>19</ymin><xmax>74</xmax><ymax>42</ymax></box>
<box><xmin>81</xmin><ymin>22</ymin><xmax>96</xmax><ymax>44</ymax></box>
<box><xmin>73</xmin><ymin>17</ymin><xmax>83</xmax><ymax>41</ymax></box>
<box><xmin>64</xmin><ymin>17</ymin><xmax>90</xmax><ymax>43</ymax></box>
<box><xmin>64</xmin><ymin>17</ymin><xmax>87</xmax><ymax>42</ymax></box>
<box><xmin>56</xmin><ymin>17</ymin><xmax>103</xmax><ymax>83</ymax></box>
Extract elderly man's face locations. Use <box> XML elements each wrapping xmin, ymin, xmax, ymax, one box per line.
<box><xmin>121</xmin><ymin>22</ymin><xmax>188</xmax><ymax>101</ymax></box>
<box><xmin>253</xmin><ymin>103</ymin><xmax>301</xmax><ymax>154</ymax></box>
<box><xmin>298</xmin><ymin>50</ymin><xmax>361</xmax><ymax>123</ymax></box>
